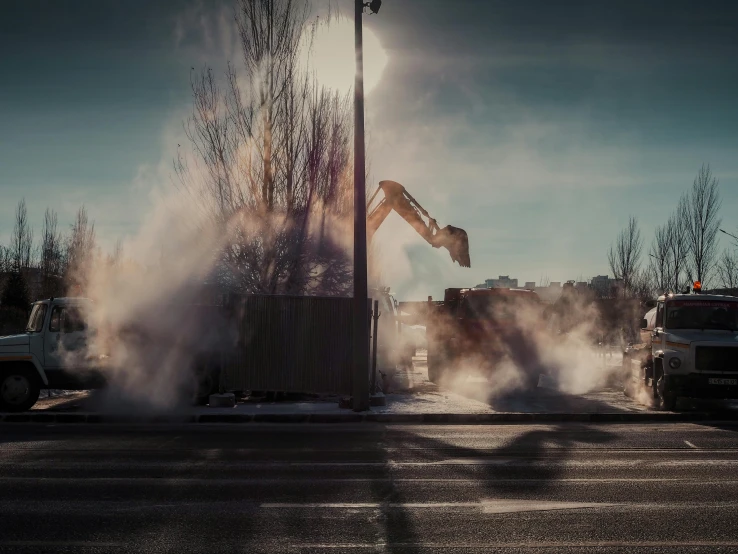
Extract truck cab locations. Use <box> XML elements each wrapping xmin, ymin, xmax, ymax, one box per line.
<box><xmin>623</xmin><ymin>289</ymin><xmax>738</xmax><ymax>410</ymax></box>
<box><xmin>0</xmin><ymin>297</ymin><xmax>106</xmax><ymax>412</ymax></box>
<box><xmin>0</xmin><ymin>297</ymin><xmax>222</xmax><ymax>412</ymax></box>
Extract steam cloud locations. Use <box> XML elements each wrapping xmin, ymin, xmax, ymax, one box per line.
<box><xmin>430</xmin><ymin>291</ymin><xmax>625</xmax><ymax>399</ymax></box>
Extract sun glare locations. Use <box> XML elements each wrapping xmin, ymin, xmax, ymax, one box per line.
<box><xmin>307</xmin><ymin>16</ymin><xmax>388</xmax><ymax>95</ymax></box>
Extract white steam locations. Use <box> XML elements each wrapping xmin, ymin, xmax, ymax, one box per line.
<box><xmin>430</xmin><ymin>292</ymin><xmax>624</xmax><ymax>399</ymax></box>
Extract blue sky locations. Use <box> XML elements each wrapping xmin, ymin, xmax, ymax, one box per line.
<box><xmin>1</xmin><ymin>0</ymin><xmax>737</xmax><ymax>299</ymax></box>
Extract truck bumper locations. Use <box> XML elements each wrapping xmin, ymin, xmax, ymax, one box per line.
<box><xmin>44</xmin><ymin>369</ymin><xmax>107</xmax><ymax>390</ymax></box>
<box><xmin>666</xmin><ymin>374</ymin><xmax>738</xmax><ymax>400</ymax></box>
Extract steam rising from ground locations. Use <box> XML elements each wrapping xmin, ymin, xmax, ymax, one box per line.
<box><xmin>69</xmin><ymin>185</ymin><xmax>354</xmax><ymax>413</ymax></box>
<box><xmin>432</xmin><ymin>291</ymin><xmax>625</xmax><ymax>400</ymax></box>
<box><xmin>60</xmin><ymin>7</ymin><xmax>364</xmax><ymax>412</ymax></box>
<box><xmin>74</xmin><ymin>193</ymin><xmax>224</xmax><ymax>412</ymax></box>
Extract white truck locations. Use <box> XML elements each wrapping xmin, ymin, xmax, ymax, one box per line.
<box><xmin>0</xmin><ymin>297</ymin><xmax>222</xmax><ymax>412</ymax></box>
<box><xmin>623</xmin><ymin>289</ymin><xmax>738</xmax><ymax>410</ymax></box>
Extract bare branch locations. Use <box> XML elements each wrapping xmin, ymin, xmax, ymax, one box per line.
<box><xmin>686</xmin><ymin>164</ymin><xmax>722</xmax><ymax>286</ymax></box>
<box><xmin>608</xmin><ymin>216</ymin><xmax>643</xmax><ymax>297</ymax></box>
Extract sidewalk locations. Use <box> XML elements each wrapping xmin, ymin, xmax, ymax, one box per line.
<box><xmin>7</xmin><ymin>352</ymin><xmax>738</xmax><ymax>424</ymax></box>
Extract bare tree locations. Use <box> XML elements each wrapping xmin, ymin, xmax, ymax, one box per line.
<box><xmin>666</xmin><ymin>195</ymin><xmax>690</xmax><ymax>293</ymax></box>
<box><xmin>65</xmin><ymin>206</ymin><xmax>97</xmax><ymax>294</ymax></box>
<box><xmin>39</xmin><ymin>208</ymin><xmax>64</xmax><ymax>298</ymax></box>
<box><xmin>716</xmin><ymin>250</ymin><xmax>738</xmax><ymax>290</ymax></box>
<box><xmin>686</xmin><ymin>164</ymin><xmax>721</xmax><ymax>286</ymax></box>
<box><xmin>10</xmin><ymin>198</ymin><xmax>34</xmax><ymax>272</ymax></box>
<box><xmin>631</xmin><ymin>268</ymin><xmax>656</xmax><ymax>301</ymax></box>
<box><xmin>0</xmin><ymin>245</ymin><xmax>10</xmax><ymax>274</ymax></box>
<box><xmin>608</xmin><ymin>216</ymin><xmax>643</xmax><ymax>297</ymax></box>
<box><xmin>649</xmin><ymin>223</ymin><xmax>672</xmax><ymax>295</ymax></box>
<box><xmin>107</xmin><ymin>239</ymin><xmax>123</xmax><ymax>268</ymax></box>
<box><xmin>176</xmin><ymin>0</ymin><xmax>354</xmax><ymax>296</ymax></box>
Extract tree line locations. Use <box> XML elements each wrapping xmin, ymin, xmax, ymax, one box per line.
<box><xmin>0</xmin><ymin>200</ymin><xmax>100</xmax><ymax>332</ymax></box>
<box><xmin>608</xmin><ymin>164</ymin><xmax>737</xmax><ymax>299</ymax></box>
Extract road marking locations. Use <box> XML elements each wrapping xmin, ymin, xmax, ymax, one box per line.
<box><xmin>0</xmin><ymin>541</ymin><xmax>123</xmax><ymax>547</ymax></box>
<box><xmin>4</xmin><ymin>477</ymin><xmax>738</xmax><ymax>485</ymax></box>
<box><xmin>5</xmin><ymin>457</ymin><xmax>738</xmax><ymax>469</ymax></box>
<box><xmin>685</xmin><ymin>440</ymin><xmax>699</xmax><ymax>449</ymax></box>
<box><xmin>262</xmin><ymin>499</ymin><xmax>614</xmax><ymax>513</ymax></box>
<box><xmin>291</xmin><ymin>541</ymin><xmax>738</xmax><ymax>549</ymax></box>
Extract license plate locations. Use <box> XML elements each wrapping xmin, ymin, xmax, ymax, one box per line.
<box><xmin>708</xmin><ymin>378</ymin><xmax>737</xmax><ymax>385</ymax></box>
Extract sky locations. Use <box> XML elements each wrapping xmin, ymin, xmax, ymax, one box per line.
<box><xmin>1</xmin><ymin>0</ymin><xmax>738</xmax><ymax>300</ymax></box>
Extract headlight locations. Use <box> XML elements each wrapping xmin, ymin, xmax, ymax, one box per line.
<box><xmin>669</xmin><ymin>357</ymin><xmax>681</xmax><ymax>369</ymax></box>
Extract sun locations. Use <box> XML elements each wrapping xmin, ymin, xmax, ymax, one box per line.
<box><xmin>306</xmin><ymin>16</ymin><xmax>388</xmax><ymax>95</ymax></box>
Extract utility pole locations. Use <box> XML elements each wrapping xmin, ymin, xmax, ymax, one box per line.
<box><xmin>352</xmin><ymin>0</ymin><xmax>370</xmax><ymax>412</ymax></box>
<box><xmin>352</xmin><ymin>0</ymin><xmax>382</xmax><ymax>412</ymax></box>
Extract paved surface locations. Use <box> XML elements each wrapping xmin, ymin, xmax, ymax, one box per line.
<box><xmin>2</xmin><ymin>422</ymin><xmax>738</xmax><ymax>552</ymax></box>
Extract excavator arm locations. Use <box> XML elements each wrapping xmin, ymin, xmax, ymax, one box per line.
<box><xmin>367</xmin><ymin>180</ymin><xmax>471</xmax><ymax>267</ymax></box>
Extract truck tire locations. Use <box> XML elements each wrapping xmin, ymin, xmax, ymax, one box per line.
<box><xmin>0</xmin><ymin>365</ymin><xmax>41</xmax><ymax>412</ymax></box>
<box><xmin>193</xmin><ymin>366</ymin><xmax>221</xmax><ymax>406</ymax></box>
<box><xmin>427</xmin><ymin>343</ymin><xmax>445</xmax><ymax>384</ymax></box>
<box><xmin>622</xmin><ymin>353</ymin><xmax>634</xmax><ymax>398</ymax></box>
<box><xmin>654</xmin><ymin>360</ymin><xmax>677</xmax><ymax>411</ymax></box>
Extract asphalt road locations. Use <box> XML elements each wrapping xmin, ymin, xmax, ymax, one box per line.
<box><xmin>2</xmin><ymin>423</ymin><xmax>738</xmax><ymax>553</ymax></box>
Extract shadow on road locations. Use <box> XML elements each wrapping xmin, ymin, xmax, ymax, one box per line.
<box><xmin>365</xmin><ymin>423</ymin><xmax>616</xmax><ymax>552</ymax></box>
<box><xmin>449</xmin><ymin>377</ymin><xmax>632</xmax><ymax>414</ymax></box>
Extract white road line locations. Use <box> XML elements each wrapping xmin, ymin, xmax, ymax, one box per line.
<box><xmin>685</xmin><ymin>440</ymin><xmax>699</xmax><ymax>449</ymax></box>
<box><xmin>290</xmin><ymin>541</ymin><xmax>738</xmax><ymax>549</ymax></box>
<box><xmin>2</xmin><ymin>477</ymin><xmax>738</xmax><ymax>484</ymax></box>
<box><xmin>262</xmin><ymin>500</ymin><xmax>614</xmax><ymax>513</ymax></box>
<box><xmin>0</xmin><ymin>541</ymin><xmax>123</xmax><ymax>547</ymax></box>
<box><xmin>4</xmin><ymin>458</ymin><xmax>738</xmax><ymax>469</ymax></box>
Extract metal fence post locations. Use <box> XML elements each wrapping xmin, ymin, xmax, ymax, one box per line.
<box><xmin>371</xmin><ymin>299</ymin><xmax>380</xmax><ymax>394</ymax></box>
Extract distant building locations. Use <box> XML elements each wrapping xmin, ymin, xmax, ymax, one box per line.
<box><xmin>590</xmin><ymin>275</ymin><xmax>622</xmax><ymax>298</ymax></box>
<box><xmin>524</xmin><ymin>281</ymin><xmax>536</xmax><ymax>290</ymax></box>
<box><xmin>591</xmin><ymin>275</ymin><xmax>610</xmax><ymax>297</ymax></box>
<box><xmin>485</xmin><ymin>275</ymin><xmax>519</xmax><ymax>289</ymax></box>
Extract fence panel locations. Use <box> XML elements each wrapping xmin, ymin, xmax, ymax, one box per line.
<box><xmin>222</xmin><ymin>295</ymin><xmax>357</xmax><ymax>395</ymax></box>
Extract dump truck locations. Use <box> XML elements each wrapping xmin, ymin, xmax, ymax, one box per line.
<box><xmin>424</xmin><ymin>287</ymin><xmax>544</xmax><ymax>387</ymax></box>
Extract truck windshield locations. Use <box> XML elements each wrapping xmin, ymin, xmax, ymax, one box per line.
<box><xmin>666</xmin><ymin>300</ymin><xmax>738</xmax><ymax>331</ymax></box>
<box><xmin>25</xmin><ymin>304</ymin><xmax>47</xmax><ymax>333</ymax></box>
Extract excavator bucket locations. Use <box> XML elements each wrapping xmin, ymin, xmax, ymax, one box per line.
<box><xmin>434</xmin><ymin>225</ymin><xmax>471</xmax><ymax>268</ymax></box>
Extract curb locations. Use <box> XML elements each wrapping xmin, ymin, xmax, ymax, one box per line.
<box><xmin>1</xmin><ymin>411</ymin><xmax>737</xmax><ymax>424</ymax></box>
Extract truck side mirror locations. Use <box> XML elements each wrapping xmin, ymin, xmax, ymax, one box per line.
<box><xmin>640</xmin><ymin>318</ymin><xmax>648</xmax><ymax>330</ymax></box>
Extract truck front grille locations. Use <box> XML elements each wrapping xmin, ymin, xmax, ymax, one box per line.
<box><xmin>695</xmin><ymin>346</ymin><xmax>738</xmax><ymax>372</ymax></box>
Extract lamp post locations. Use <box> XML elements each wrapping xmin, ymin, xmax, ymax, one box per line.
<box><xmin>352</xmin><ymin>0</ymin><xmax>380</xmax><ymax>411</ymax></box>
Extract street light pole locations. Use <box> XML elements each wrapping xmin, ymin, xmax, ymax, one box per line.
<box><xmin>352</xmin><ymin>0</ymin><xmax>370</xmax><ymax>412</ymax></box>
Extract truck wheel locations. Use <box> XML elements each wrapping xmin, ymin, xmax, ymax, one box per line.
<box><xmin>427</xmin><ymin>354</ymin><xmax>441</xmax><ymax>383</ymax></box>
<box><xmin>193</xmin><ymin>366</ymin><xmax>221</xmax><ymax>406</ymax></box>
<box><xmin>0</xmin><ymin>366</ymin><xmax>41</xmax><ymax>412</ymax></box>
<box><xmin>622</xmin><ymin>354</ymin><xmax>634</xmax><ymax>397</ymax></box>
<box><xmin>654</xmin><ymin>362</ymin><xmax>677</xmax><ymax>411</ymax></box>
<box><xmin>427</xmin><ymin>344</ymin><xmax>445</xmax><ymax>384</ymax></box>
